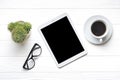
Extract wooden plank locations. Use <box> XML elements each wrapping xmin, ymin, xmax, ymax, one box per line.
<box><xmin>0</xmin><ymin>0</ymin><xmax>120</xmax><ymax>9</ymax></box>
<box><xmin>0</xmin><ymin>56</ymin><xmax>120</xmax><ymax>72</ymax></box>
<box><xmin>0</xmin><ymin>9</ymin><xmax>120</xmax><ymax>25</ymax></box>
<box><xmin>0</xmin><ymin>71</ymin><xmax>120</xmax><ymax>80</ymax></box>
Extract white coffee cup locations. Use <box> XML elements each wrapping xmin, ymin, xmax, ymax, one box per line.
<box><xmin>84</xmin><ymin>15</ymin><xmax>113</xmax><ymax>45</ymax></box>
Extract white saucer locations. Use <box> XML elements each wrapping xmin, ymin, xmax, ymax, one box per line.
<box><xmin>84</xmin><ymin>15</ymin><xmax>113</xmax><ymax>45</ymax></box>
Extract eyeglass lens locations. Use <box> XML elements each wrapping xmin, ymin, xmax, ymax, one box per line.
<box><xmin>24</xmin><ymin>58</ymin><xmax>35</xmax><ymax>69</ymax></box>
<box><xmin>33</xmin><ymin>44</ymin><xmax>42</xmax><ymax>57</ymax></box>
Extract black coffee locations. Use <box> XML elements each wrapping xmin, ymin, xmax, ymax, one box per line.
<box><xmin>91</xmin><ymin>21</ymin><xmax>106</xmax><ymax>36</ymax></box>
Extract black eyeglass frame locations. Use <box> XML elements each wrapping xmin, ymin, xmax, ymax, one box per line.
<box><xmin>23</xmin><ymin>43</ymin><xmax>42</xmax><ymax>70</ymax></box>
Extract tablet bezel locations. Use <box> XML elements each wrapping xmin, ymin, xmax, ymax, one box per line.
<box><xmin>39</xmin><ymin>13</ymin><xmax>87</xmax><ymax>68</ymax></box>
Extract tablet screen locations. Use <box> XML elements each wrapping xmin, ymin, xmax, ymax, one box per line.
<box><xmin>41</xmin><ymin>16</ymin><xmax>85</xmax><ymax>64</ymax></box>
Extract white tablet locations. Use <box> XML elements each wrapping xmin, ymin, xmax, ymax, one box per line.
<box><xmin>39</xmin><ymin>13</ymin><xmax>87</xmax><ymax>68</ymax></box>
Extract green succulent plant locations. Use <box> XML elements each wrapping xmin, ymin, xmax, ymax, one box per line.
<box><xmin>8</xmin><ymin>21</ymin><xmax>32</xmax><ymax>43</ymax></box>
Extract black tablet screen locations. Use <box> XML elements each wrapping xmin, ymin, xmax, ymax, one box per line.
<box><xmin>41</xmin><ymin>16</ymin><xmax>84</xmax><ymax>63</ymax></box>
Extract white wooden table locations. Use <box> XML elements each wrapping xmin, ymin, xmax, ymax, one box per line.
<box><xmin>0</xmin><ymin>0</ymin><xmax>120</xmax><ymax>79</ymax></box>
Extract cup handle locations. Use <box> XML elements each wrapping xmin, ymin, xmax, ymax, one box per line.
<box><xmin>99</xmin><ymin>38</ymin><xmax>103</xmax><ymax>43</ymax></box>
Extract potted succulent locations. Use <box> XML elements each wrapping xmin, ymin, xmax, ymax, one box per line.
<box><xmin>8</xmin><ymin>21</ymin><xmax>32</xmax><ymax>43</ymax></box>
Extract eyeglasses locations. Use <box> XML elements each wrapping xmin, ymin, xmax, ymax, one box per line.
<box><xmin>23</xmin><ymin>43</ymin><xmax>42</xmax><ymax>70</ymax></box>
